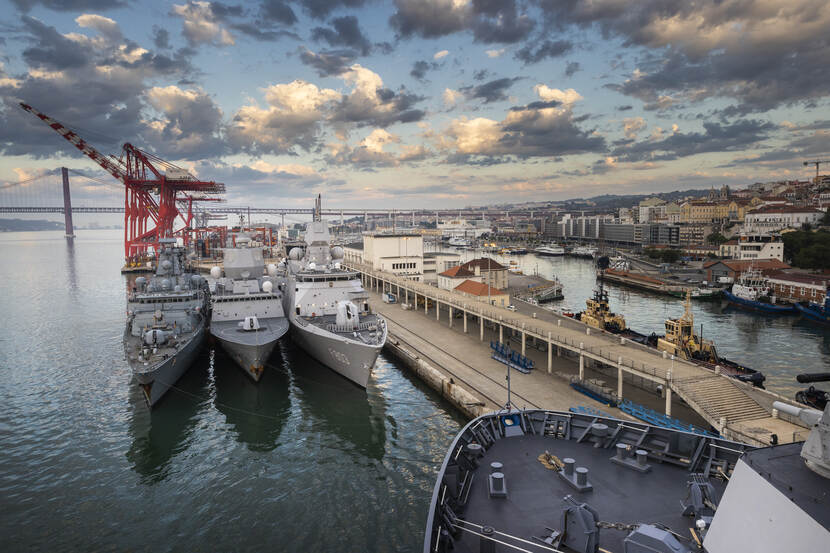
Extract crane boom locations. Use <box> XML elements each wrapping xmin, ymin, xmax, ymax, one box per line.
<box><xmin>19</xmin><ymin>102</ymin><xmax>225</xmax><ymax>261</ymax></box>
<box><xmin>19</xmin><ymin>103</ymin><xmax>127</xmax><ymax>184</ymax></box>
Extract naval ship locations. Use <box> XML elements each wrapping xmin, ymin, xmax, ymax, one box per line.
<box><xmin>425</xmin><ymin>379</ymin><xmax>830</xmax><ymax>553</ymax></box>
<box><xmin>124</xmin><ymin>239</ymin><xmax>209</xmax><ymax>406</ymax></box>
<box><xmin>282</xmin><ymin>195</ymin><xmax>387</xmax><ymax>387</ymax></box>
<box><xmin>209</xmin><ymin>234</ymin><xmax>289</xmax><ymax>381</ymax></box>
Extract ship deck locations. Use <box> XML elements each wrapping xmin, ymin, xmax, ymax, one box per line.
<box><xmin>426</xmin><ymin>410</ymin><xmax>752</xmax><ymax>553</ymax></box>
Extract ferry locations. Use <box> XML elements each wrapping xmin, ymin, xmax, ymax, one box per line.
<box><xmin>533</xmin><ymin>244</ymin><xmax>565</xmax><ymax>256</ymax></box>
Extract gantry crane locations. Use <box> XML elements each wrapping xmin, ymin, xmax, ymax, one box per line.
<box><xmin>804</xmin><ymin>160</ymin><xmax>830</xmax><ymax>182</ymax></box>
<box><xmin>19</xmin><ymin>103</ymin><xmax>225</xmax><ymax>261</ymax></box>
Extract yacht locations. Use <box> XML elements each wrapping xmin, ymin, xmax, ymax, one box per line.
<box><xmin>534</xmin><ymin>244</ymin><xmax>565</xmax><ymax>256</ymax></box>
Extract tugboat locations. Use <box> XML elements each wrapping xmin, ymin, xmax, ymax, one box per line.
<box><xmin>794</xmin><ymin>289</ymin><xmax>830</xmax><ymax>325</ymax></box>
<box><xmin>573</xmin><ymin>279</ymin><xmax>627</xmax><ymax>332</ymax></box>
<box><xmin>424</xmin><ymin>390</ymin><xmax>830</xmax><ymax>553</ymax></box>
<box><xmin>124</xmin><ymin>239</ymin><xmax>209</xmax><ymax>406</ymax></box>
<box><xmin>723</xmin><ymin>267</ymin><xmax>796</xmax><ymax>314</ymax></box>
<box><xmin>209</xmin><ymin>234</ymin><xmax>289</xmax><ymax>381</ymax></box>
<box><xmin>650</xmin><ymin>292</ymin><xmax>765</xmax><ymax>387</ymax></box>
<box><xmin>796</xmin><ymin>373</ymin><xmax>829</xmax><ymax>410</ymax></box>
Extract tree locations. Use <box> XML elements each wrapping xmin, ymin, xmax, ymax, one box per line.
<box><xmin>821</xmin><ymin>210</ymin><xmax>830</xmax><ymax>226</ymax></box>
<box><xmin>706</xmin><ymin>232</ymin><xmax>728</xmax><ymax>245</ymax></box>
<box><xmin>782</xmin><ymin>229</ymin><xmax>830</xmax><ymax>269</ymax></box>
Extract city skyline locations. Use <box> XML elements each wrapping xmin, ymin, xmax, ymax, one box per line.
<box><xmin>0</xmin><ymin>0</ymin><xmax>828</xmax><ymax>209</ymax></box>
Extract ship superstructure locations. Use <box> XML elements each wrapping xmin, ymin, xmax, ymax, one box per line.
<box><xmin>282</xmin><ymin>196</ymin><xmax>387</xmax><ymax>387</ymax></box>
<box><xmin>124</xmin><ymin>239</ymin><xmax>209</xmax><ymax>406</ymax></box>
<box><xmin>209</xmin><ymin>235</ymin><xmax>289</xmax><ymax>381</ymax></box>
<box><xmin>575</xmin><ymin>279</ymin><xmax>626</xmax><ymax>332</ymax></box>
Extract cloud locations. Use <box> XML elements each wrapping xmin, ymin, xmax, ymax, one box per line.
<box><xmin>410</xmin><ymin>60</ymin><xmax>438</xmax><ymax>81</ymax></box>
<box><xmin>296</xmin><ymin>0</ymin><xmax>370</xmax><ymax>20</ymax></box>
<box><xmin>543</xmin><ymin>1</ymin><xmax>830</xmax><ymax>113</ymax></box>
<box><xmin>433</xmin><ymin>49</ymin><xmax>449</xmax><ymax>59</ymax></box>
<box><xmin>390</xmin><ymin>0</ymin><xmax>534</xmax><ymax>44</ymax></box>
<box><xmin>11</xmin><ymin>0</ymin><xmax>125</xmax><ymax>11</ymax></box>
<box><xmin>172</xmin><ymin>1</ymin><xmax>235</xmax><ymax>46</ymax></box>
<box><xmin>297</xmin><ymin>47</ymin><xmax>356</xmax><ymax>77</ymax></box>
<box><xmin>460</xmin><ymin>77</ymin><xmax>522</xmax><ymax>104</ymax></box>
<box><xmin>443</xmin><ymin>88</ymin><xmax>463</xmax><ymax>107</ymax></box>
<box><xmin>622</xmin><ymin>117</ymin><xmax>646</xmax><ymax>139</ymax></box>
<box><xmin>0</xmin><ymin>15</ymin><xmax>196</xmax><ymax>159</ymax></box>
<box><xmin>227</xmin><ymin>80</ymin><xmax>341</xmax><ymax>155</ymax></box>
<box><xmin>311</xmin><ymin>15</ymin><xmax>371</xmax><ymax>55</ymax></box>
<box><xmin>439</xmin><ymin>94</ymin><xmax>605</xmax><ymax>160</ymax></box>
<box><xmin>533</xmin><ymin>85</ymin><xmax>582</xmax><ymax>105</ymax></box>
<box><xmin>258</xmin><ymin>0</ymin><xmax>298</xmax><ymax>25</ymax></box>
<box><xmin>332</xmin><ymin>64</ymin><xmax>426</xmax><ymax>127</ymax></box>
<box><xmin>610</xmin><ymin>119</ymin><xmax>774</xmax><ymax>162</ymax></box>
<box><xmin>564</xmin><ymin>61</ymin><xmax>580</xmax><ymax>77</ymax></box>
<box><xmin>142</xmin><ymin>85</ymin><xmax>225</xmax><ymax>158</ymax></box>
<box><xmin>324</xmin><ymin>129</ymin><xmax>430</xmax><ymax>169</ymax></box>
<box><xmin>514</xmin><ymin>39</ymin><xmax>572</xmax><ymax>64</ymax></box>
<box><xmin>486</xmin><ymin>48</ymin><xmax>505</xmax><ymax>58</ymax></box>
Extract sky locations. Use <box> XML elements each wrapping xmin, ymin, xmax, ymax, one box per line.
<box><xmin>0</xmin><ymin>0</ymin><xmax>828</xmax><ymax>210</ymax></box>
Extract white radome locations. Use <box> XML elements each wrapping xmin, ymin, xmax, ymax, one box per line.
<box><xmin>262</xmin><ymin>280</ymin><xmax>273</xmax><ymax>293</ymax></box>
<box><xmin>210</xmin><ymin>266</ymin><xmax>221</xmax><ymax>279</ymax></box>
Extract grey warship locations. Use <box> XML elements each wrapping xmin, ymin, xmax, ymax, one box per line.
<box><xmin>282</xmin><ymin>195</ymin><xmax>387</xmax><ymax>388</ymax></box>
<box><xmin>124</xmin><ymin>239</ymin><xmax>209</xmax><ymax>407</ymax></box>
<box><xmin>209</xmin><ymin>235</ymin><xmax>289</xmax><ymax>381</ymax></box>
<box><xmin>425</xmin><ymin>380</ymin><xmax>830</xmax><ymax>553</ymax></box>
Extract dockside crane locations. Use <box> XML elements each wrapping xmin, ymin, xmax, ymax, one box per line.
<box><xmin>18</xmin><ymin>102</ymin><xmax>225</xmax><ymax>262</ymax></box>
<box><xmin>804</xmin><ymin>159</ymin><xmax>830</xmax><ymax>182</ymax></box>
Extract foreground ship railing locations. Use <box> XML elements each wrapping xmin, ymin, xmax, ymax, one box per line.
<box><xmin>424</xmin><ymin>409</ymin><xmax>754</xmax><ymax>553</ymax></box>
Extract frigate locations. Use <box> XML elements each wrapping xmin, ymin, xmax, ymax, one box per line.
<box><xmin>209</xmin><ymin>235</ymin><xmax>289</xmax><ymax>381</ymax></box>
<box><xmin>424</xmin><ymin>378</ymin><xmax>830</xmax><ymax>553</ymax></box>
<box><xmin>282</xmin><ymin>195</ymin><xmax>387</xmax><ymax>388</ymax></box>
<box><xmin>124</xmin><ymin>239</ymin><xmax>209</xmax><ymax>407</ymax></box>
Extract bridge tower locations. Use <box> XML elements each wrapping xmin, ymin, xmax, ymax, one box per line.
<box><xmin>60</xmin><ymin>167</ymin><xmax>74</xmax><ymax>238</ymax></box>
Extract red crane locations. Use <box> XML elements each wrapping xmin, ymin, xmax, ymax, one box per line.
<box><xmin>19</xmin><ymin>102</ymin><xmax>225</xmax><ymax>261</ymax></box>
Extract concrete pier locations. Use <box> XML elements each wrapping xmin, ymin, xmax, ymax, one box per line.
<box><xmin>348</xmin><ymin>261</ymin><xmax>809</xmax><ymax>446</ymax></box>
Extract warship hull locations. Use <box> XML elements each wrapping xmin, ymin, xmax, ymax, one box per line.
<box><xmin>288</xmin><ymin>314</ymin><xmax>383</xmax><ymax>388</ymax></box>
<box><xmin>132</xmin><ymin>324</ymin><xmax>206</xmax><ymax>407</ymax></box>
<box><xmin>211</xmin><ymin>318</ymin><xmax>289</xmax><ymax>381</ymax></box>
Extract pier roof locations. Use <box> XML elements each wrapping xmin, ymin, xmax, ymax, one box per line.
<box><xmin>461</xmin><ymin>257</ymin><xmax>506</xmax><ymax>271</ymax></box>
<box><xmin>439</xmin><ymin>265</ymin><xmax>475</xmax><ymax>278</ymax></box>
<box><xmin>453</xmin><ymin>279</ymin><xmax>504</xmax><ymax>297</ymax></box>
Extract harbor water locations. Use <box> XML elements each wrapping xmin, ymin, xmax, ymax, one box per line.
<box><xmin>0</xmin><ymin>230</ymin><xmax>464</xmax><ymax>552</ymax></box>
<box><xmin>453</xmin><ymin>248</ymin><xmax>830</xmax><ymax>396</ymax></box>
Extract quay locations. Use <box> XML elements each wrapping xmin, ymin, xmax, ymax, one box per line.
<box><xmin>601</xmin><ymin>267</ymin><xmax>695</xmax><ymax>296</ymax></box>
<box><xmin>346</xmin><ymin>261</ymin><xmax>809</xmax><ymax>446</ymax></box>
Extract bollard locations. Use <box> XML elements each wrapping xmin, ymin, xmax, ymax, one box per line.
<box><xmin>563</xmin><ymin>458</ymin><xmax>575</xmax><ymax>476</ymax></box>
<box><xmin>636</xmin><ymin>449</ymin><xmax>648</xmax><ymax>467</ymax></box>
<box><xmin>586</xmin><ymin>327</ymin><xmax>591</xmax><ymax>336</ymax></box>
<box><xmin>575</xmin><ymin>467</ymin><xmax>589</xmax><ymax>486</ymax></box>
<box><xmin>615</xmin><ymin>443</ymin><xmax>628</xmax><ymax>460</ymax></box>
<box><xmin>491</xmin><ymin>472</ymin><xmax>505</xmax><ymax>492</ymax></box>
<box><xmin>490</xmin><ymin>461</ymin><xmax>503</xmax><ymax>474</ymax></box>
<box><xmin>480</xmin><ymin>526</ymin><xmax>495</xmax><ymax>553</ymax></box>
<box><xmin>466</xmin><ymin>443</ymin><xmax>483</xmax><ymax>458</ymax></box>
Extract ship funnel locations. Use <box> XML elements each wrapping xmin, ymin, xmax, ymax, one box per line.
<box><xmin>773</xmin><ymin>401</ymin><xmax>830</xmax><ymax>479</ymax></box>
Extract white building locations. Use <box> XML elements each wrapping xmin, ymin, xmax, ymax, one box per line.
<box><xmin>438</xmin><ymin>218</ymin><xmax>490</xmax><ymax>239</ymax></box>
<box><xmin>423</xmin><ymin>251</ymin><xmax>461</xmax><ymax>285</ymax></box>
<box><xmin>363</xmin><ymin>232</ymin><xmax>424</xmax><ymax>281</ymax></box>
<box><xmin>744</xmin><ymin>206</ymin><xmax>824</xmax><ymax>233</ymax></box>
<box><xmin>737</xmin><ymin>233</ymin><xmax>784</xmax><ymax>261</ymax></box>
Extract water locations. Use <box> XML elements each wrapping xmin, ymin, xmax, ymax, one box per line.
<box><xmin>451</xmin><ymin>248</ymin><xmax>830</xmax><ymax>396</ymax></box>
<box><xmin>0</xmin><ymin>230</ymin><xmax>465</xmax><ymax>552</ymax></box>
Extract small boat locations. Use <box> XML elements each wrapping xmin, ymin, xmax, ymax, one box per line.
<box><xmin>668</xmin><ymin>287</ymin><xmax>722</xmax><ymax>300</ymax></box>
<box><xmin>723</xmin><ymin>267</ymin><xmax>796</xmax><ymax>314</ymax></box>
<box><xmin>507</xmin><ymin>260</ymin><xmax>523</xmax><ymax>274</ymax></box>
<box><xmin>569</xmin><ymin>245</ymin><xmax>598</xmax><ymax>258</ymax></box>
<box><xmin>448</xmin><ymin>236</ymin><xmax>471</xmax><ymax>248</ymax></box>
<box><xmin>534</xmin><ymin>244</ymin><xmax>565</xmax><ymax>256</ymax></box>
<box><xmin>795</xmin><ymin>373</ymin><xmax>830</xmax><ymax>410</ymax></box>
<box><xmin>794</xmin><ymin>290</ymin><xmax>830</xmax><ymax>324</ymax></box>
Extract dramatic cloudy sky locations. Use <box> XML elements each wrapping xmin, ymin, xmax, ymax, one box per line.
<box><xmin>1</xmin><ymin>0</ymin><xmax>828</xmax><ymax>209</ymax></box>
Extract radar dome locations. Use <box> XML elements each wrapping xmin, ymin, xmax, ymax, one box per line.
<box><xmin>308</xmin><ymin>262</ymin><xmax>316</xmax><ymax>271</ymax></box>
<box><xmin>288</xmin><ymin>247</ymin><xmax>302</xmax><ymax>260</ymax></box>
<box><xmin>262</xmin><ymin>280</ymin><xmax>273</xmax><ymax>293</ymax></box>
<box><xmin>210</xmin><ymin>266</ymin><xmax>222</xmax><ymax>279</ymax></box>
<box><xmin>267</xmin><ymin>264</ymin><xmax>278</xmax><ymax>276</ymax></box>
<box><xmin>135</xmin><ymin>277</ymin><xmax>147</xmax><ymax>287</ymax></box>
<box><xmin>161</xmin><ymin>278</ymin><xmax>172</xmax><ymax>290</ymax></box>
<box><xmin>330</xmin><ymin>246</ymin><xmax>344</xmax><ymax>259</ymax></box>
<box><xmin>334</xmin><ymin>262</ymin><xmax>341</xmax><ymax>270</ymax></box>
<box><xmin>191</xmin><ymin>274</ymin><xmax>202</xmax><ymax>285</ymax></box>
<box><xmin>174</xmin><ymin>285</ymin><xmax>182</xmax><ymax>293</ymax></box>
<box><xmin>161</xmin><ymin>259</ymin><xmax>172</xmax><ymax>271</ymax></box>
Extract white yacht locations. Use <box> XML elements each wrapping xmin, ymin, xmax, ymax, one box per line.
<box><xmin>209</xmin><ymin>235</ymin><xmax>289</xmax><ymax>381</ymax></box>
<box><xmin>534</xmin><ymin>244</ymin><xmax>565</xmax><ymax>256</ymax></box>
<box><xmin>282</xmin><ymin>196</ymin><xmax>387</xmax><ymax>387</ymax></box>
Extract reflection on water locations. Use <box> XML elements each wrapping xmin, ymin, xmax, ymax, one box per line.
<box><xmin>126</xmin><ymin>349</ymin><xmax>212</xmax><ymax>482</ymax></box>
<box><xmin>213</xmin><ymin>343</ymin><xmax>291</xmax><ymax>452</ymax></box>
<box><xmin>282</xmin><ymin>340</ymin><xmax>387</xmax><ymax>461</ymax></box>
<box><xmin>65</xmin><ymin>239</ymin><xmax>78</xmax><ymax>298</ymax></box>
